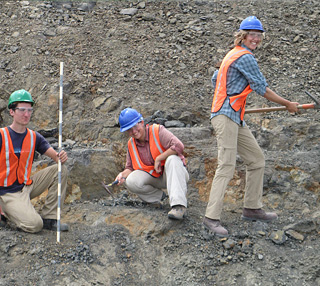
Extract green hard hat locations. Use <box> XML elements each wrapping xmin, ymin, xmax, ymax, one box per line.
<box><xmin>8</xmin><ymin>89</ymin><xmax>34</xmax><ymax>108</ymax></box>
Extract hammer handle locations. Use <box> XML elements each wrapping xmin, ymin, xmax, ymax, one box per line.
<box><xmin>245</xmin><ymin>104</ymin><xmax>315</xmax><ymax>114</ymax></box>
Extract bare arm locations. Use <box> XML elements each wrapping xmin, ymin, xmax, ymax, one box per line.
<box><xmin>115</xmin><ymin>169</ymin><xmax>132</xmax><ymax>185</ymax></box>
<box><xmin>44</xmin><ymin>147</ymin><xmax>68</xmax><ymax>164</ymax></box>
<box><xmin>154</xmin><ymin>148</ymin><xmax>177</xmax><ymax>173</ymax></box>
<box><xmin>264</xmin><ymin>87</ymin><xmax>299</xmax><ymax>113</ymax></box>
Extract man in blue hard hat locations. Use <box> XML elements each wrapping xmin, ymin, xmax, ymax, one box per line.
<box><xmin>115</xmin><ymin>108</ymin><xmax>189</xmax><ymax>220</ymax></box>
<box><xmin>0</xmin><ymin>89</ymin><xmax>69</xmax><ymax>233</ymax></box>
<box><xmin>203</xmin><ymin>16</ymin><xmax>300</xmax><ymax>236</ymax></box>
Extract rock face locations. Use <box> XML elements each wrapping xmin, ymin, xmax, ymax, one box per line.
<box><xmin>0</xmin><ymin>1</ymin><xmax>319</xmax><ymax>286</ymax></box>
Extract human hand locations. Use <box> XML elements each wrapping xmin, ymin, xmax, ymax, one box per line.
<box><xmin>58</xmin><ymin>150</ymin><xmax>68</xmax><ymax>164</ymax></box>
<box><xmin>286</xmin><ymin>101</ymin><xmax>299</xmax><ymax>113</ymax></box>
<box><xmin>115</xmin><ymin>172</ymin><xmax>126</xmax><ymax>185</ymax></box>
<box><xmin>154</xmin><ymin>157</ymin><xmax>163</xmax><ymax>173</ymax></box>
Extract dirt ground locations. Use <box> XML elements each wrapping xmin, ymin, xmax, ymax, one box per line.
<box><xmin>1</xmin><ymin>190</ymin><xmax>319</xmax><ymax>286</ymax></box>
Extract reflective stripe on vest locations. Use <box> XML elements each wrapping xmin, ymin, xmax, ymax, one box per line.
<box><xmin>149</xmin><ymin>124</ymin><xmax>166</xmax><ymax>160</ymax></box>
<box><xmin>1</xmin><ymin>128</ymin><xmax>10</xmax><ymax>186</ymax></box>
<box><xmin>211</xmin><ymin>46</ymin><xmax>253</xmax><ymax>120</ymax></box>
<box><xmin>0</xmin><ymin>127</ymin><xmax>36</xmax><ymax>187</ymax></box>
<box><xmin>23</xmin><ymin>129</ymin><xmax>35</xmax><ymax>184</ymax></box>
<box><xmin>128</xmin><ymin>124</ymin><xmax>166</xmax><ymax>177</ymax></box>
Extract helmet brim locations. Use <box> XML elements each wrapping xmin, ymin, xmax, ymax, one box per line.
<box><xmin>120</xmin><ymin>117</ymin><xmax>143</xmax><ymax>132</ymax></box>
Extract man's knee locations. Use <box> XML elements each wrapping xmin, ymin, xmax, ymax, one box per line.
<box><xmin>215</xmin><ymin>163</ymin><xmax>236</xmax><ymax>179</ymax></box>
<box><xmin>19</xmin><ymin>216</ymin><xmax>43</xmax><ymax>233</ymax></box>
<box><xmin>165</xmin><ymin>155</ymin><xmax>181</xmax><ymax>167</ymax></box>
<box><xmin>248</xmin><ymin>154</ymin><xmax>265</xmax><ymax>170</ymax></box>
<box><xmin>126</xmin><ymin>173</ymin><xmax>144</xmax><ymax>192</ymax></box>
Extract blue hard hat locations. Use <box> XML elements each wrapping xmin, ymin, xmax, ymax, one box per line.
<box><xmin>119</xmin><ymin>108</ymin><xmax>143</xmax><ymax>132</ymax></box>
<box><xmin>240</xmin><ymin>16</ymin><xmax>264</xmax><ymax>32</ymax></box>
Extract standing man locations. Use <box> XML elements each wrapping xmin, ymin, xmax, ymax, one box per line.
<box><xmin>0</xmin><ymin>89</ymin><xmax>69</xmax><ymax>233</ymax></box>
<box><xmin>204</xmin><ymin>16</ymin><xmax>299</xmax><ymax>236</ymax></box>
<box><xmin>115</xmin><ymin>108</ymin><xmax>189</xmax><ymax>220</ymax></box>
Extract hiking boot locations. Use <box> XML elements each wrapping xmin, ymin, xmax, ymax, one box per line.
<box><xmin>168</xmin><ymin>205</ymin><xmax>186</xmax><ymax>220</ymax></box>
<box><xmin>43</xmin><ymin>219</ymin><xmax>69</xmax><ymax>232</ymax></box>
<box><xmin>203</xmin><ymin>217</ymin><xmax>228</xmax><ymax>237</ymax></box>
<box><xmin>0</xmin><ymin>214</ymin><xmax>7</xmax><ymax>227</ymax></box>
<box><xmin>241</xmin><ymin>208</ymin><xmax>278</xmax><ymax>222</ymax></box>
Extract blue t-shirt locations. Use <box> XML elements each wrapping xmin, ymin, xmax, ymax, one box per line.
<box><xmin>0</xmin><ymin>127</ymin><xmax>51</xmax><ymax>195</ymax></box>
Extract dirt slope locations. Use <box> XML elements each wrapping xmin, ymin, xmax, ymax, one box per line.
<box><xmin>0</xmin><ymin>1</ymin><xmax>319</xmax><ymax>286</ymax></box>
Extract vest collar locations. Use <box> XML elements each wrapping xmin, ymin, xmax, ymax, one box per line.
<box><xmin>241</xmin><ymin>44</ymin><xmax>253</xmax><ymax>53</ymax></box>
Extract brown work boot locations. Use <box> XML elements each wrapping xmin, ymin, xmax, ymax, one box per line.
<box><xmin>168</xmin><ymin>205</ymin><xmax>186</xmax><ymax>220</ymax></box>
<box><xmin>241</xmin><ymin>208</ymin><xmax>278</xmax><ymax>222</ymax></box>
<box><xmin>203</xmin><ymin>217</ymin><xmax>228</xmax><ymax>237</ymax></box>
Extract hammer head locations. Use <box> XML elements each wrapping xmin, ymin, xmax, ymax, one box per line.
<box><xmin>305</xmin><ymin>91</ymin><xmax>320</xmax><ymax>108</ymax></box>
<box><xmin>101</xmin><ymin>181</ymin><xmax>115</xmax><ymax>198</ymax></box>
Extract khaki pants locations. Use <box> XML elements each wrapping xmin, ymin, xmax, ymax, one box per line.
<box><xmin>205</xmin><ymin>115</ymin><xmax>265</xmax><ymax>220</ymax></box>
<box><xmin>0</xmin><ymin>164</ymin><xmax>68</xmax><ymax>233</ymax></box>
<box><xmin>126</xmin><ymin>155</ymin><xmax>189</xmax><ymax>207</ymax></box>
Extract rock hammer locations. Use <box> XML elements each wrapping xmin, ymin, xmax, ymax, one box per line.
<box><xmin>245</xmin><ymin>91</ymin><xmax>319</xmax><ymax>114</ymax></box>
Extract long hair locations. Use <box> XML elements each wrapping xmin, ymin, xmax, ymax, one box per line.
<box><xmin>234</xmin><ymin>30</ymin><xmax>248</xmax><ymax>46</ymax></box>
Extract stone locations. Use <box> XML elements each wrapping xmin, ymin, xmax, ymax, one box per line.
<box><xmin>65</xmin><ymin>184</ymin><xmax>82</xmax><ymax>204</ymax></box>
<box><xmin>141</xmin><ymin>13</ymin><xmax>156</xmax><ymax>21</ymax></box>
<box><xmin>137</xmin><ymin>2</ymin><xmax>146</xmax><ymax>9</ymax></box>
<box><xmin>269</xmin><ymin>230</ymin><xmax>287</xmax><ymax>244</ymax></box>
<box><xmin>43</xmin><ymin>29</ymin><xmax>56</xmax><ymax>37</ymax></box>
<box><xmin>120</xmin><ymin>8</ymin><xmax>138</xmax><ymax>16</ymax></box>
<box><xmin>285</xmin><ymin>229</ymin><xmax>305</xmax><ymax>241</ymax></box>
<box><xmin>12</xmin><ymin>31</ymin><xmax>20</xmax><ymax>38</ymax></box>
<box><xmin>283</xmin><ymin>220</ymin><xmax>317</xmax><ymax>234</ymax></box>
<box><xmin>164</xmin><ymin>120</ymin><xmax>185</xmax><ymax>128</ymax></box>
<box><xmin>222</xmin><ymin>239</ymin><xmax>236</xmax><ymax>249</ymax></box>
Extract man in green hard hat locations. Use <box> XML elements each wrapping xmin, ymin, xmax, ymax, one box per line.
<box><xmin>0</xmin><ymin>89</ymin><xmax>69</xmax><ymax>233</ymax></box>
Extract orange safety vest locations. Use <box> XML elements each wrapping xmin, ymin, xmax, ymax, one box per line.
<box><xmin>211</xmin><ymin>46</ymin><xmax>253</xmax><ymax>121</ymax></box>
<box><xmin>128</xmin><ymin>124</ymin><xmax>166</xmax><ymax>177</ymax></box>
<box><xmin>0</xmin><ymin>127</ymin><xmax>36</xmax><ymax>187</ymax></box>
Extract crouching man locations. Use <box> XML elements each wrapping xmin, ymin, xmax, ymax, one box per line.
<box><xmin>115</xmin><ymin>108</ymin><xmax>189</xmax><ymax>220</ymax></box>
<box><xmin>0</xmin><ymin>89</ymin><xmax>69</xmax><ymax>233</ymax></box>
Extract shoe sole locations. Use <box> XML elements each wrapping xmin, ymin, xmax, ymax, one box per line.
<box><xmin>168</xmin><ymin>213</ymin><xmax>186</xmax><ymax>220</ymax></box>
<box><xmin>241</xmin><ymin>215</ymin><xmax>277</xmax><ymax>223</ymax></box>
<box><xmin>203</xmin><ymin>223</ymin><xmax>228</xmax><ymax>238</ymax></box>
<box><xmin>43</xmin><ymin>226</ymin><xmax>69</xmax><ymax>232</ymax></box>
<box><xmin>168</xmin><ymin>213</ymin><xmax>187</xmax><ymax>220</ymax></box>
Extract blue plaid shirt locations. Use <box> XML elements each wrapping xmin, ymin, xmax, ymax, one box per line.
<box><xmin>210</xmin><ymin>44</ymin><xmax>268</xmax><ymax>126</ymax></box>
